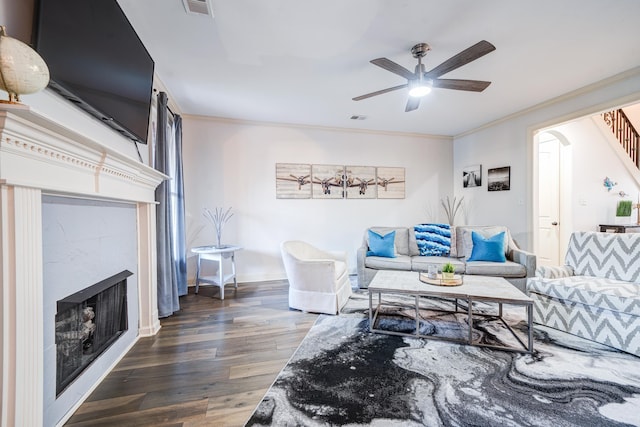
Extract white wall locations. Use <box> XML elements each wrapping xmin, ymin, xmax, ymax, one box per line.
<box><xmin>454</xmin><ymin>124</ymin><xmax>528</xmax><ymax>241</ymax></box>
<box><xmin>182</xmin><ymin>117</ymin><xmax>453</xmax><ymax>282</ymax></box>
<box><xmin>552</xmin><ymin>116</ymin><xmax>640</xmax><ymax>229</ymax></box>
<box><xmin>454</xmin><ymin>68</ymin><xmax>640</xmax><ymax>249</ymax></box>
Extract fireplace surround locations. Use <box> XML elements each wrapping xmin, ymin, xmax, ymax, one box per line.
<box><xmin>0</xmin><ymin>104</ymin><xmax>166</xmax><ymax>426</ymax></box>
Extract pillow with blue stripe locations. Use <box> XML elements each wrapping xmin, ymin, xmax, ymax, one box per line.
<box><xmin>414</xmin><ymin>223</ymin><xmax>451</xmax><ymax>256</ymax></box>
<box><xmin>367</xmin><ymin>230</ymin><xmax>396</xmax><ymax>258</ymax></box>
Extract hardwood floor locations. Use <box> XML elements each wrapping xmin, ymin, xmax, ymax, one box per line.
<box><xmin>65</xmin><ymin>280</ymin><xmax>318</xmax><ymax>427</ymax></box>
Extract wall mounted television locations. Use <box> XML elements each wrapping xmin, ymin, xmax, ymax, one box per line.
<box><xmin>32</xmin><ymin>0</ymin><xmax>155</xmax><ymax>145</ymax></box>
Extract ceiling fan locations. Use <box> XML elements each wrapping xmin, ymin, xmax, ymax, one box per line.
<box><xmin>353</xmin><ymin>40</ymin><xmax>496</xmax><ymax>112</ymax></box>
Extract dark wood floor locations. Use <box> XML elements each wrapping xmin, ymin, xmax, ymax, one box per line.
<box><xmin>65</xmin><ymin>280</ymin><xmax>318</xmax><ymax>427</ymax></box>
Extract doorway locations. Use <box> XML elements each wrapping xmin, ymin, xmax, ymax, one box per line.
<box><xmin>534</xmin><ymin>130</ymin><xmax>571</xmax><ymax>267</ymax></box>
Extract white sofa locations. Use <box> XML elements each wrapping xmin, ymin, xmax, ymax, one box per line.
<box><xmin>281</xmin><ymin>240</ymin><xmax>352</xmax><ymax>315</ymax></box>
<box><xmin>527</xmin><ymin>231</ymin><xmax>640</xmax><ymax>357</ymax></box>
<box><xmin>357</xmin><ymin>225</ymin><xmax>536</xmax><ymax>292</ymax></box>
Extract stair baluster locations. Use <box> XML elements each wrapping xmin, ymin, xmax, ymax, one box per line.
<box><xmin>603</xmin><ymin>109</ymin><xmax>639</xmax><ymax>168</ymax></box>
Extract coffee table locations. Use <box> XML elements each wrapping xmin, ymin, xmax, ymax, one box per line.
<box><xmin>368</xmin><ymin>270</ymin><xmax>533</xmax><ymax>353</ymax></box>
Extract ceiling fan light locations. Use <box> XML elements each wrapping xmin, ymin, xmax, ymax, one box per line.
<box><xmin>409</xmin><ymin>85</ymin><xmax>431</xmax><ymax>97</ymax></box>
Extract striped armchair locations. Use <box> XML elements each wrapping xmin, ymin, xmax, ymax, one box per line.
<box><xmin>526</xmin><ymin>231</ymin><xmax>640</xmax><ymax>356</ymax></box>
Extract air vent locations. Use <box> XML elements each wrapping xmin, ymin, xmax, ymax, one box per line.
<box><xmin>182</xmin><ymin>0</ymin><xmax>214</xmax><ymax>16</ymax></box>
<box><xmin>350</xmin><ymin>115</ymin><xmax>367</xmax><ymax>120</ymax></box>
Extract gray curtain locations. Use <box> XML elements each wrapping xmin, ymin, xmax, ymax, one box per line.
<box><xmin>155</xmin><ymin>92</ymin><xmax>187</xmax><ymax>318</ymax></box>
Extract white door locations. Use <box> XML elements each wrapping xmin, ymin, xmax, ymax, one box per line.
<box><xmin>537</xmin><ymin>135</ymin><xmax>561</xmax><ymax>266</ymax></box>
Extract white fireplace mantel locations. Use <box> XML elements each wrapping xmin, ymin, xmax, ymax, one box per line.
<box><xmin>0</xmin><ymin>104</ymin><xmax>166</xmax><ymax>427</ymax></box>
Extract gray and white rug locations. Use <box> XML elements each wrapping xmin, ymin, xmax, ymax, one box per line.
<box><xmin>246</xmin><ymin>292</ymin><xmax>640</xmax><ymax>426</ymax></box>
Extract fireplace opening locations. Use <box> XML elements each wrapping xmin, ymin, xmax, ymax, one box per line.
<box><xmin>55</xmin><ymin>270</ymin><xmax>132</xmax><ymax>396</ymax></box>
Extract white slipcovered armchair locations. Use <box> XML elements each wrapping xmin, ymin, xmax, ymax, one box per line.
<box><xmin>280</xmin><ymin>241</ymin><xmax>352</xmax><ymax>315</ymax></box>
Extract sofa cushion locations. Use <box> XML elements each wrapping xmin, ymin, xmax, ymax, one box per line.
<box><xmin>368</xmin><ymin>227</ymin><xmax>410</xmax><ymax>256</ymax></box>
<box><xmin>467</xmin><ymin>231</ymin><xmax>506</xmax><ymax>262</ymax></box>
<box><xmin>365</xmin><ymin>254</ymin><xmax>412</xmax><ymax>270</ymax></box>
<box><xmin>465</xmin><ymin>260</ymin><xmax>526</xmax><ymax>278</ymax></box>
<box><xmin>449</xmin><ymin>227</ymin><xmax>458</xmax><ymax>258</ymax></box>
<box><xmin>411</xmin><ymin>256</ymin><xmax>465</xmax><ymax>273</ymax></box>
<box><xmin>565</xmin><ymin>231</ymin><xmax>640</xmax><ymax>282</ymax></box>
<box><xmin>367</xmin><ymin>230</ymin><xmax>396</xmax><ymax>258</ymax></box>
<box><xmin>407</xmin><ymin>229</ymin><xmax>420</xmax><ymax>256</ymax></box>
<box><xmin>527</xmin><ymin>275</ymin><xmax>640</xmax><ymax>317</ymax></box>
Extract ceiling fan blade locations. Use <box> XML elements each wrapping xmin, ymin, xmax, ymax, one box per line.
<box><xmin>405</xmin><ymin>96</ymin><xmax>420</xmax><ymax>112</ymax></box>
<box><xmin>371</xmin><ymin>58</ymin><xmax>416</xmax><ymax>80</ymax></box>
<box><xmin>352</xmin><ymin>84</ymin><xmax>408</xmax><ymax>101</ymax></box>
<box><xmin>432</xmin><ymin>79</ymin><xmax>492</xmax><ymax>92</ymax></box>
<box><xmin>424</xmin><ymin>40</ymin><xmax>496</xmax><ymax>79</ymax></box>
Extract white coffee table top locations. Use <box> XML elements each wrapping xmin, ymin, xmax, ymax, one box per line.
<box><xmin>368</xmin><ymin>270</ymin><xmax>531</xmax><ymax>304</ymax></box>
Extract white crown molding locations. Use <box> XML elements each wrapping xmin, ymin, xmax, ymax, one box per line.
<box><xmin>182</xmin><ymin>113</ymin><xmax>453</xmax><ymax>141</ymax></box>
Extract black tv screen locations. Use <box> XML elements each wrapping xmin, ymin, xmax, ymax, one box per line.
<box><xmin>33</xmin><ymin>0</ymin><xmax>155</xmax><ymax>144</ymax></box>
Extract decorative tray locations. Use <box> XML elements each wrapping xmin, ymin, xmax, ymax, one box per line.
<box><xmin>419</xmin><ymin>272</ymin><xmax>463</xmax><ymax>286</ymax></box>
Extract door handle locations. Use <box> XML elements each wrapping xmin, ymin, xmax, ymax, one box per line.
<box><xmin>551</xmin><ymin>221</ymin><xmax>559</xmax><ymax>226</ymax></box>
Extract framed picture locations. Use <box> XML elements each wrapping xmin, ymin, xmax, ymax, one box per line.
<box><xmin>488</xmin><ymin>166</ymin><xmax>511</xmax><ymax>191</ymax></box>
<box><xmin>463</xmin><ymin>164</ymin><xmax>482</xmax><ymax>188</ymax></box>
<box><xmin>275</xmin><ymin>163</ymin><xmax>312</xmax><ymax>198</ymax></box>
<box><xmin>345</xmin><ymin>166</ymin><xmax>377</xmax><ymax>199</ymax></box>
<box><xmin>376</xmin><ymin>167</ymin><xmax>405</xmax><ymax>199</ymax></box>
<box><xmin>312</xmin><ymin>164</ymin><xmax>345</xmax><ymax>199</ymax></box>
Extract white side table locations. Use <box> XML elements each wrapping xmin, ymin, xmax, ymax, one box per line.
<box><xmin>191</xmin><ymin>245</ymin><xmax>242</xmax><ymax>300</ymax></box>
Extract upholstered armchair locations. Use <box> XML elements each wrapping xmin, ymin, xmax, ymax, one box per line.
<box><xmin>280</xmin><ymin>241</ymin><xmax>352</xmax><ymax>315</ymax></box>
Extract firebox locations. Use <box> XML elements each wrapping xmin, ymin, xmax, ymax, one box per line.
<box><xmin>55</xmin><ymin>270</ymin><xmax>132</xmax><ymax>396</ymax></box>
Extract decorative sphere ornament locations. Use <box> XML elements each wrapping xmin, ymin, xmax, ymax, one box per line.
<box><xmin>0</xmin><ymin>26</ymin><xmax>50</xmax><ymax>104</ymax></box>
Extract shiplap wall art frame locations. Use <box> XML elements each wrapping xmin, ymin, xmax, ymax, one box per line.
<box><xmin>275</xmin><ymin>164</ymin><xmax>406</xmax><ymax>199</ymax></box>
<box><xmin>376</xmin><ymin>167</ymin><xmax>405</xmax><ymax>199</ymax></box>
<box><xmin>275</xmin><ymin>163</ymin><xmax>311</xmax><ymax>198</ymax></box>
<box><xmin>312</xmin><ymin>164</ymin><xmax>344</xmax><ymax>199</ymax></box>
<box><xmin>345</xmin><ymin>166</ymin><xmax>377</xmax><ymax>199</ymax></box>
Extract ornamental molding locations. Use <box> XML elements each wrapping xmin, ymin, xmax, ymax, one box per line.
<box><xmin>0</xmin><ymin>104</ymin><xmax>166</xmax><ymax>202</ymax></box>
<box><xmin>2</xmin><ymin>135</ymin><xmax>133</xmax><ymax>181</ymax></box>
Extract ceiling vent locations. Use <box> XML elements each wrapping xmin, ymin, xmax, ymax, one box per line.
<box><xmin>182</xmin><ymin>0</ymin><xmax>214</xmax><ymax>17</ymax></box>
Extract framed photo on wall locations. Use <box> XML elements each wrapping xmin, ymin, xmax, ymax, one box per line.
<box><xmin>463</xmin><ymin>164</ymin><xmax>482</xmax><ymax>188</ymax></box>
<box><xmin>488</xmin><ymin>166</ymin><xmax>511</xmax><ymax>191</ymax></box>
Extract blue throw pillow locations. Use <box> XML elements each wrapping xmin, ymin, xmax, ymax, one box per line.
<box><xmin>467</xmin><ymin>231</ymin><xmax>506</xmax><ymax>262</ymax></box>
<box><xmin>367</xmin><ymin>230</ymin><xmax>396</xmax><ymax>258</ymax></box>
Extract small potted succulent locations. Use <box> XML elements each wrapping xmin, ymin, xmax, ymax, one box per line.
<box><xmin>441</xmin><ymin>262</ymin><xmax>455</xmax><ymax>280</ymax></box>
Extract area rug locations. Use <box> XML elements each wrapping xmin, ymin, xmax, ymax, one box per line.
<box><xmin>245</xmin><ymin>292</ymin><xmax>640</xmax><ymax>426</ymax></box>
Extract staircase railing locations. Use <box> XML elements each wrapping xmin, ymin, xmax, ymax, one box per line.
<box><xmin>603</xmin><ymin>109</ymin><xmax>639</xmax><ymax>168</ymax></box>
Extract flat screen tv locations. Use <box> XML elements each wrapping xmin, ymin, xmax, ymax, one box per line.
<box><xmin>32</xmin><ymin>0</ymin><xmax>155</xmax><ymax>144</ymax></box>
